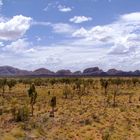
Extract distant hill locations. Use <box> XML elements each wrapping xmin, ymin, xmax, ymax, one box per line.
<box><xmin>0</xmin><ymin>66</ymin><xmax>31</xmax><ymax>76</ymax></box>
<box><xmin>33</xmin><ymin>68</ymin><xmax>55</xmax><ymax>75</ymax></box>
<box><xmin>0</xmin><ymin>66</ymin><xmax>139</xmax><ymax>76</ymax></box>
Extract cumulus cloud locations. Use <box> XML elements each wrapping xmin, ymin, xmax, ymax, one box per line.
<box><xmin>32</xmin><ymin>21</ymin><xmax>76</xmax><ymax>34</ymax></box>
<box><xmin>0</xmin><ymin>15</ymin><xmax>32</xmax><ymax>41</ymax></box>
<box><xmin>58</xmin><ymin>5</ymin><xmax>72</xmax><ymax>12</ymax></box>
<box><xmin>120</xmin><ymin>12</ymin><xmax>140</xmax><ymax>22</ymax></box>
<box><xmin>72</xmin><ymin>12</ymin><xmax>140</xmax><ymax>56</ymax></box>
<box><xmin>3</xmin><ymin>38</ymin><xmax>33</xmax><ymax>53</ymax></box>
<box><xmin>70</xmin><ymin>16</ymin><xmax>92</xmax><ymax>23</ymax></box>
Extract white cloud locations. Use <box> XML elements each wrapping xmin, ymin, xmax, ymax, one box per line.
<box><xmin>0</xmin><ymin>41</ymin><xmax>3</xmax><ymax>46</ymax></box>
<box><xmin>0</xmin><ymin>15</ymin><xmax>32</xmax><ymax>41</ymax></box>
<box><xmin>0</xmin><ymin>17</ymin><xmax>8</xmax><ymax>22</ymax></box>
<box><xmin>72</xmin><ymin>25</ymin><xmax>115</xmax><ymax>46</ymax></box>
<box><xmin>72</xmin><ymin>12</ymin><xmax>140</xmax><ymax>55</ymax></box>
<box><xmin>72</xmin><ymin>27</ymin><xmax>88</xmax><ymax>37</ymax></box>
<box><xmin>3</xmin><ymin>38</ymin><xmax>33</xmax><ymax>53</ymax></box>
<box><xmin>32</xmin><ymin>21</ymin><xmax>51</xmax><ymax>26</ymax></box>
<box><xmin>0</xmin><ymin>43</ymin><xmax>108</xmax><ymax>71</ymax></box>
<box><xmin>70</xmin><ymin>16</ymin><xmax>92</xmax><ymax>23</ymax></box>
<box><xmin>58</xmin><ymin>5</ymin><xmax>72</xmax><ymax>12</ymax></box>
<box><xmin>32</xmin><ymin>21</ymin><xmax>75</xmax><ymax>34</ymax></box>
<box><xmin>120</xmin><ymin>12</ymin><xmax>140</xmax><ymax>22</ymax></box>
<box><xmin>51</xmin><ymin>23</ymin><xmax>75</xmax><ymax>34</ymax></box>
<box><xmin>43</xmin><ymin>1</ymin><xmax>59</xmax><ymax>11</ymax></box>
<box><xmin>1</xmin><ymin>12</ymin><xmax>140</xmax><ymax>71</ymax></box>
<box><xmin>67</xmin><ymin>12</ymin><xmax>140</xmax><ymax>70</ymax></box>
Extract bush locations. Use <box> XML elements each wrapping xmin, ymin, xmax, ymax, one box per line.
<box><xmin>11</xmin><ymin>105</ymin><xmax>29</xmax><ymax>122</ymax></box>
<box><xmin>17</xmin><ymin>106</ymin><xmax>29</xmax><ymax>122</ymax></box>
<box><xmin>102</xmin><ymin>129</ymin><xmax>110</xmax><ymax>140</ymax></box>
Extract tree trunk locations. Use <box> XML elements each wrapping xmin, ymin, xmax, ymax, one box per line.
<box><xmin>50</xmin><ymin>107</ymin><xmax>54</xmax><ymax>117</ymax></box>
<box><xmin>79</xmin><ymin>96</ymin><xmax>82</xmax><ymax>104</ymax></box>
<box><xmin>2</xmin><ymin>86</ymin><xmax>5</xmax><ymax>97</ymax></box>
<box><xmin>129</xmin><ymin>95</ymin><xmax>132</xmax><ymax>103</ymax></box>
<box><xmin>113</xmin><ymin>92</ymin><xmax>116</xmax><ymax>107</ymax></box>
<box><xmin>31</xmin><ymin>104</ymin><xmax>34</xmax><ymax>116</ymax></box>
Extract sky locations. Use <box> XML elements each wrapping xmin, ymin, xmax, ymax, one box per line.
<box><xmin>0</xmin><ymin>0</ymin><xmax>140</xmax><ymax>71</ymax></box>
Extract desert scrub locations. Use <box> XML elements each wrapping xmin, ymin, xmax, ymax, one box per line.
<box><xmin>7</xmin><ymin>79</ymin><xmax>17</xmax><ymax>92</ymax></box>
<box><xmin>11</xmin><ymin>105</ymin><xmax>29</xmax><ymax>122</ymax></box>
<box><xmin>102</xmin><ymin>128</ymin><xmax>111</xmax><ymax>140</ymax></box>
<box><xmin>11</xmin><ymin>98</ymin><xmax>18</xmax><ymax>120</ymax></box>
<box><xmin>63</xmin><ymin>85</ymin><xmax>72</xmax><ymax>99</ymax></box>
<box><xmin>0</xmin><ymin>78</ymin><xmax>7</xmax><ymax>97</ymax></box>
<box><xmin>49</xmin><ymin>96</ymin><xmax>56</xmax><ymax>117</ymax></box>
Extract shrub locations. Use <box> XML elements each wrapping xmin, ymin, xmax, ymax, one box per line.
<box><xmin>102</xmin><ymin>129</ymin><xmax>110</xmax><ymax>140</ymax></box>
<box><xmin>7</xmin><ymin>79</ymin><xmax>17</xmax><ymax>92</ymax></box>
<box><xmin>16</xmin><ymin>106</ymin><xmax>29</xmax><ymax>122</ymax></box>
<box><xmin>100</xmin><ymin>79</ymin><xmax>109</xmax><ymax>95</ymax></box>
<box><xmin>11</xmin><ymin>105</ymin><xmax>29</xmax><ymax>122</ymax></box>
<box><xmin>63</xmin><ymin>85</ymin><xmax>71</xmax><ymax>99</ymax></box>
<box><xmin>49</xmin><ymin>96</ymin><xmax>56</xmax><ymax>117</ymax></box>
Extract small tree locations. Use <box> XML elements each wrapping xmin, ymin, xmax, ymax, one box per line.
<box><xmin>28</xmin><ymin>83</ymin><xmax>37</xmax><ymax>116</ymax></box>
<box><xmin>16</xmin><ymin>106</ymin><xmax>29</xmax><ymax>122</ymax></box>
<box><xmin>63</xmin><ymin>85</ymin><xmax>72</xmax><ymax>99</ymax></box>
<box><xmin>75</xmin><ymin>80</ymin><xmax>81</xmax><ymax>91</ymax></box>
<box><xmin>50</xmin><ymin>96</ymin><xmax>56</xmax><ymax>117</ymax></box>
<box><xmin>22</xmin><ymin>79</ymin><xmax>32</xmax><ymax>88</ymax></box>
<box><xmin>34</xmin><ymin>78</ymin><xmax>43</xmax><ymax>86</ymax></box>
<box><xmin>100</xmin><ymin>79</ymin><xmax>109</xmax><ymax>95</ymax></box>
<box><xmin>78</xmin><ymin>85</ymin><xmax>86</xmax><ymax>104</ymax></box>
<box><xmin>100</xmin><ymin>79</ymin><xmax>110</xmax><ymax>107</ymax></box>
<box><xmin>128</xmin><ymin>92</ymin><xmax>134</xmax><ymax>103</ymax></box>
<box><xmin>132</xmin><ymin>78</ymin><xmax>139</xmax><ymax>88</ymax></box>
<box><xmin>7</xmin><ymin>79</ymin><xmax>17</xmax><ymax>92</ymax></box>
<box><xmin>112</xmin><ymin>78</ymin><xmax>121</xmax><ymax>107</ymax></box>
<box><xmin>11</xmin><ymin>98</ymin><xmax>18</xmax><ymax>120</ymax></box>
<box><xmin>0</xmin><ymin>78</ymin><xmax>7</xmax><ymax>97</ymax></box>
<box><xmin>74</xmin><ymin>80</ymin><xmax>87</xmax><ymax>104</ymax></box>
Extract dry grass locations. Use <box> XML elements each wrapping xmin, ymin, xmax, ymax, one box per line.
<box><xmin>0</xmin><ymin>77</ymin><xmax>140</xmax><ymax>140</ymax></box>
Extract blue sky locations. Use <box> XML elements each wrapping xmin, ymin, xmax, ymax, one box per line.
<box><xmin>0</xmin><ymin>0</ymin><xmax>140</xmax><ymax>71</ymax></box>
